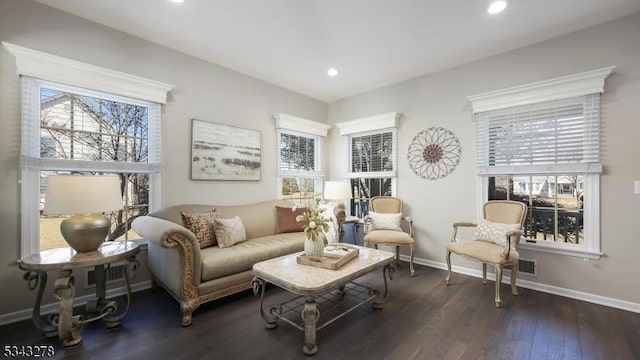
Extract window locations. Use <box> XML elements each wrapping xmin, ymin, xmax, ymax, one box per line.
<box><xmin>274</xmin><ymin>114</ymin><xmax>330</xmax><ymax>207</ymax></box>
<box><xmin>488</xmin><ymin>175</ymin><xmax>585</xmax><ymax>244</ymax></box>
<box><xmin>468</xmin><ymin>67</ymin><xmax>614</xmax><ymax>258</ymax></box>
<box><xmin>6</xmin><ymin>42</ymin><xmax>173</xmax><ymax>257</ymax></box>
<box><xmin>336</xmin><ymin>112</ymin><xmax>399</xmax><ymax>218</ymax></box>
<box><xmin>24</xmin><ymin>78</ymin><xmax>161</xmax><ymax>252</ymax></box>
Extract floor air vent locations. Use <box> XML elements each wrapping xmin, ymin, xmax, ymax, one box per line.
<box><xmin>518</xmin><ymin>259</ymin><xmax>536</xmax><ymax>276</ymax></box>
<box><xmin>86</xmin><ymin>264</ymin><xmax>126</xmax><ymax>287</ymax></box>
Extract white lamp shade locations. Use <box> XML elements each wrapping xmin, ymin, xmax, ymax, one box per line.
<box><xmin>44</xmin><ymin>175</ymin><xmax>124</xmax><ymax>215</ymax></box>
<box><xmin>324</xmin><ymin>181</ymin><xmax>351</xmax><ymax>200</ymax></box>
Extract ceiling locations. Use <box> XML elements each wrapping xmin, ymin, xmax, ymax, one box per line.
<box><xmin>36</xmin><ymin>0</ymin><xmax>640</xmax><ymax>103</ymax></box>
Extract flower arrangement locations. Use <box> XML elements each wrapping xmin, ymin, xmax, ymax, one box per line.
<box><xmin>293</xmin><ymin>195</ymin><xmax>330</xmax><ymax>241</ymax></box>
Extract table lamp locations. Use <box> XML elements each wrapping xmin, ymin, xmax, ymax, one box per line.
<box><xmin>44</xmin><ymin>175</ymin><xmax>123</xmax><ymax>252</ymax></box>
<box><xmin>324</xmin><ymin>181</ymin><xmax>351</xmax><ymax>241</ymax></box>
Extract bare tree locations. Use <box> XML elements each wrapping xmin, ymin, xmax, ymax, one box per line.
<box><xmin>41</xmin><ymin>92</ymin><xmax>150</xmax><ymax>240</ymax></box>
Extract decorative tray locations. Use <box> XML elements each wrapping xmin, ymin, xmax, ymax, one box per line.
<box><xmin>296</xmin><ymin>244</ymin><xmax>359</xmax><ymax>270</ymax></box>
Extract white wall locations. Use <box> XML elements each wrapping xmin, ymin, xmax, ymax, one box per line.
<box><xmin>0</xmin><ymin>0</ymin><xmax>328</xmax><ymax>317</ymax></box>
<box><xmin>327</xmin><ymin>13</ymin><xmax>640</xmax><ymax>306</ymax></box>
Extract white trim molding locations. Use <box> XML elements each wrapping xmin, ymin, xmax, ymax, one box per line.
<box><xmin>335</xmin><ymin>111</ymin><xmax>400</xmax><ymax>136</ymax></box>
<box><xmin>274</xmin><ymin>113</ymin><xmax>331</xmax><ymax>137</ymax></box>
<box><xmin>2</xmin><ymin>42</ymin><xmax>174</xmax><ymax>104</ymax></box>
<box><xmin>400</xmin><ymin>255</ymin><xmax>640</xmax><ymax>314</ymax></box>
<box><xmin>466</xmin><ymin>66</ymin><xmax>615</xmax><ymax>113</ymax></box>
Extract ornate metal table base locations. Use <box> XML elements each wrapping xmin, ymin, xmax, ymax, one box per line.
<box><xmin>23</xmin><ymin>256</ymin><xmax>139</xmax><ymax>348</ymax></box>
<box><xmin>252</xmin><ymin>264</ymin><xmax>394</xmax><ymax>356</ymax></box>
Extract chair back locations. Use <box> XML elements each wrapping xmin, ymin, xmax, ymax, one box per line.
<box><xmin>370</xmin><ymin>196</ymin><xmax>403</xmax><ymax>214</ymax></box>
<box><xmin>483</xmin><ymin>200</ymin><xmax>527</xmax><ymax>226</ymax></box>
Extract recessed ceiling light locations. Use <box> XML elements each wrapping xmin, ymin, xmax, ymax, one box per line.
<box><xmin>487</xmin><ymin>1</ymin><xmax>507</xmax><ymax>15</ymax></box>
<box><xmin>327</xmin><ymin>68</ymin><xmax>339</xmax><ymax>77</ymax></box>
<box><xmin>170</xmin><ymin>0</ymin><xmax>185</xmax><ymax>4</ymax></box>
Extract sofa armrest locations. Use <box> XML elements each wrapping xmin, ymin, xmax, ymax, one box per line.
<box><xmin>131</xmin><ymin>216</ymin><xmax>196</xmax><ymax>248</ymax></box>
<box><xmin>132</xmin><ymin>216</ymin><xmax>203</xmax><ymax>299</ymax></box>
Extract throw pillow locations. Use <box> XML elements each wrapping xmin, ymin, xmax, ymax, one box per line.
<box><xmin>471</xmin><ymin>219</ymin><xmax>521</xmax><ymax>247</ymax></box>
<box><xmin>368</xmin><ymin>211</ymin><xmax>402</xmax><ymax>231</ymax></box>
<box><xmin>180</xmin><ymin>209</ymin><xmax>221</xmax><ymax>249</ymax></box>
<box><xmin>214</xmin><ymin>216</ymin><xmax>247</xmax><ymax>248</ymax></box>
<box><xmin>275</xmin><ymin>206</ymin><xmax>308</xmax><ymax>234</ymax></box>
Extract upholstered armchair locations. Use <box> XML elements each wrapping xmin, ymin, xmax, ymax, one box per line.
<box><xmin>364</xmin><ymin>196</ymin><xmax>415</xmax><ymax>276</ymax></box>
<box><xmin>445</xmin><ymin>200</ymin><xmax>527</xmax><ymax>307</ymax></box>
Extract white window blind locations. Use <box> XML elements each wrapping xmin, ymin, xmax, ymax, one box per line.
<box><xmin>278</xmin><ymin>131</ymin><xmax>323</xmax><ymax>177</ymax></box>
<box><xmin>344</xmin><ymin>128</ymin><xmax>397</xmax><ymax>179</ymax></box>
<box><xmin>21</xmin><ymin>77</ymin><xmax>162</xmax><ymax>174</ymax></box>
<box><xmin>274</xmin><ymin>113</ymin><xmax>329</xmax><ymax>205</ymax></box>
<box><xmin>477</xmin><ymin>94</ymin><xmax>601</xmax><ymax>176</ymax></box>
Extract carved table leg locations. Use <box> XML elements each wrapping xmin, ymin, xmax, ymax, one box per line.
<box><xmin>23</xmin><ymin>271</ymin><xmax>57</xmax><ymax>338</ymax></box>
<box><xmin>86</xmin><ymin>264</ymin><xmax>106</xmax><ymax>314</ymax></box>
<box><xmin>54</xmin><ymin>270</ymin><xmax>82</xmax><ymax>348</ymax></box>
<box><xmin>103</xmin><ymin>258</ymin><xmax>139</xmax><ymax>329</ymax></box>
<box><xmin>373</xmin><ymin>264</ymin><xmax>394</xmax><ymax>309</ymax></box>
<box><xmin>301</xmin><ymin>298</ymin><xmax>319</xmax><ymax>356</ymax></box>
<box><xmin>252</xmin><ymin>277</ymin><xmax>278</xmax><ymax>329</ymax></box>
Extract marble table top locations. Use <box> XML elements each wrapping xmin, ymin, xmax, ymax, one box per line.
<box><xmin>252</xmin><ymin>245</ymin><xmax>394</xmax><ymax>296</ymax></box>
<box><xmin>19</xmin><ymin>241</ymin><xmax>140</xmax><ymax>272</ymax></box>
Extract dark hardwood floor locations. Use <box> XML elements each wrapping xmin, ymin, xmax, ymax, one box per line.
<box><xmin>2</xmin><ymin>264</ymin><xmax>639</xmax><ymax>360</ymax></box>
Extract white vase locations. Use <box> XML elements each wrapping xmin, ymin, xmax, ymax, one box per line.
<box><xmin>304</xmin><ymin>232</ymin><xmax>325</xmax><ymax>257</ymax></box>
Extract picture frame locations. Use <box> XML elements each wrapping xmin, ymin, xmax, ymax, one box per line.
<box><xmin>190</xmin><ymin>119</ymin><xmax>261</xmax><ymax>181</ymax></box>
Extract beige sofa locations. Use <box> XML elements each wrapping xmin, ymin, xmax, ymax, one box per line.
<box><xmin>131</xmin><ymin>199</ymin><xmax>305</xmax><ymax>326</ymax></box>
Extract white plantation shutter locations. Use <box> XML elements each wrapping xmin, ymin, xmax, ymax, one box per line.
<box><xmin>476</xmin><ymin>94</ymin><xmax>601</xmax><ymax>175</ymax></box>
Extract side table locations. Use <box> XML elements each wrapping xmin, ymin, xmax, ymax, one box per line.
<box><xmin>341</xmin><ymin>216</ymin><xmax>364</xmax><ymax>245</ymax></box>
<box><xmin>19</xmin><ymin>241</ymin><xmax>140</xmax><ymax>347</ymax></box>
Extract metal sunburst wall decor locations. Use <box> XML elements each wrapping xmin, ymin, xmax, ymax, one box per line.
<box><xmin>407</xmin><ymin>127</ymin><xmax>462</xmax><ymax>180</ymax></box>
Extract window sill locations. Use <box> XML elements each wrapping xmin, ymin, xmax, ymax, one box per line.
<box><xmin>519</xmin><ymin>241</ymin><xmax>602</xmax><ymax>260</ymax></box>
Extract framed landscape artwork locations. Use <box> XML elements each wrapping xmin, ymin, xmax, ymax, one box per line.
<box><xmin>191</xmin><ymin>119</ymin><xmax>261</xmax><ymax>181</ymax></box>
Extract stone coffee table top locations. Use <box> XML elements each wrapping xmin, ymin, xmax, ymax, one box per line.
<box><xmin>252</xmin><ymin>245</ymin><xmax>394</xmax><ymax>295</ymax></box>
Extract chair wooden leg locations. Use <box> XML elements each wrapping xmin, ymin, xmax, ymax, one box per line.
<box><xmin>409</xmin><ymin>245</ymin><xmax>415</xmax><ymax>277</ymax></box>
<box><xmin>374</xmin><ymin>244</ymin><xmax>378</xmax><ymax>249</ymax></box>
<box><xmin>482</xmin><ymin>263</ymin><xmax>488</xmax><ymax>285</ymax></box>
<box><xmin>445</xmin><ymin>249</ymin><xmax>452</xmax><ymax>285</ymax></box>
<box><xmin>494</xmin><ymin>265</ymin><xmax>503</xmax><ymax>308</ymax></box>
<box><xmin>511</xmin><ymin>263</ymin><xmax>519</xmax><ymax>296</ymax></box>
<box><xmin>395</xmin><ymin>246</ymin><xmax>400</xmax><ymax>266</ymax></box>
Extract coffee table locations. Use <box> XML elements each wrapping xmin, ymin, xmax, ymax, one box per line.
<box><xmin>251</xmin><ymin>245</ymin><xmax>395</xmax><ymax>356</ymax></box>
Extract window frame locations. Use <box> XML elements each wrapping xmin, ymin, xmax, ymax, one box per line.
<box><xmin>5</xmin><ymin>42</ymin><xmax>173</xmax><ymax>258</ymax></box>
<box><xmin>277</xmin><ymin>129</ymin><xmax>325</xmax><ymax>205</ymax></box>
<box><xmin>477</xmin><ymin>175</ymin><xmax>600</xmax><ymax>259</ymax></box>
<box><xmin>344</xmin><ymin>128</ymin><xmax>397</xmax><ymax>193</ymax></box>
<box><xmin>468</xmin><ymin>67</ymin><xmax>614</xmax><ymax>259</ymax></box>
<box><xmin>21</xmin><ymin>78</ymin><xmax>163</xmax><ymax>257</ymax></box>
<box><xmin>335</xmin><ymin>112</ymin><xmax>399</xmax><ymax>217</ymax></box>
<box><xmin>274</xmin><ymin>113</ymin><xmax>330</xmax><ymax>206</ymax></box>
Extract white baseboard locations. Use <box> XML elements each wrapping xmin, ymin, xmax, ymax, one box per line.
<box><xmin>0</xmin><ymin>281</ymin><xmax>152</xmax><ymax>327</ymax></box>
<box><xmin>400</xmin><ymin>254</ymin><xmax>640</xmax><ymax>314</ymax></box>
